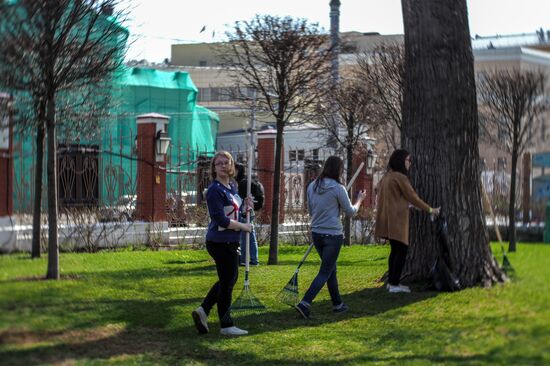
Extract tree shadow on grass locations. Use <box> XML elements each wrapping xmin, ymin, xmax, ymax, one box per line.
<box><xmin>229</xmin><ymin>286</ymin><xmax>440</xmax><ymax>334</ymax></box>
<box><xmin>2</xmin><ymin>294</ymin><xmax>544</xmax><ymax>366</ymax></box>
<box><xmin>0</xmin><ymin>287</ymin><xmax>429</xmax><ymax>365</ymax></box>
<box><xmin>0</xmin><ymin>286</ymin><xmax>544</xmax><ymax>366</ymax></box>
<box><xmin>163</xmin><ymin>258</ymin><xmax>211</xmax><ymax>265</ymax></box>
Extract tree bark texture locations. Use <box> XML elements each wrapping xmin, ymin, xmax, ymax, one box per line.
<box><xmin>343</xmin><ymin>138</ymin><xmax>354</xmax><ymax>246</ymax></box>
<box><xmin>268</xmin><ymin>120</ymin><xmax>284</xmax><ymax>265</ymax></box>
<box><xmin>508</xmin><ymin>145</ymin><xmax>518</xmax><ymax>252</ymax></box>
<box><xmin>401</xmin><ymin>0</ymin><xmax>504</xmax><ymax>287</ymax></box>
<box><xmin>46</xmin><ymin>96</ymin><xmax>59</xmax><ymax>280</ymax></box>
<box><xmin>31</xmin><ymin>123</ymin><xmax>45</xmax><ymax>259</ymax></box>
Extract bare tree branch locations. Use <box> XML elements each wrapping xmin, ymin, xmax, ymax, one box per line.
<box><xmin>218</xmin><ymin>15</ymin><xmax>334</xmax><ymax>264</ymax></box>
<box><xmin>0</xmin><ymin>0</ymin><xmax>128</xmax><ymax>277</ymax></box>
<box><xmin>477</xmin><ymin>68</ymin><xmax>549</xmax><ymax>251</ymax></box>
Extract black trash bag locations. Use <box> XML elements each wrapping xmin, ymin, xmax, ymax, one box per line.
<box><xmin>428</xmin><ymin>214</ymin><xmax>461</xmax><ymax>292</ymax></box>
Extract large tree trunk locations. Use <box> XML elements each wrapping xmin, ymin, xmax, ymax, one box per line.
<box><xmin>31</xmin><ymin>123</ymin><xmax>45</xmax><ymax>259</ymax></box>
<box><xmin>46</xmin><ymin>96</ymin><xmax>59</xmax><ymax>280</ymax></box>
<box><xmin>508</xmin><ymin>145</ymin><xmax>518</xmax><ymax>252</ymax></box>
<box><xmin>401</xmin><ymin>0</ymin><xmax>504</xmax><ymax>287</ymax></box>
<box><xmin>268</xmin><ymin>119</ymin><xmax>284</xmax><ymax>265</ymax></box>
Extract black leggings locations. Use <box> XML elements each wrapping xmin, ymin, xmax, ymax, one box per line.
<box><xmin>388</xmin><ymin>239</ymin><xmax>408</xmax><ymax>286</ymax></box>
<box><xmin>201</xmin><ymin>241</ymin><xmax>239</xmax><ymax>328</ymax></box>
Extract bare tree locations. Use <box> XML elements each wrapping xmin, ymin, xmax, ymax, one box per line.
<box><xmin>477</xmin><ymin>69</ymin><xmax>548</xmax><ymax>252</ymax></box>
<box><xmin>316</xmin><ymin>77</ymin><xmax>381</xmax><ymax>245</ymax></box>
<box><xmin>0</xmin><ymin>0</ymin><xmax>127</xmax><ymax>279</ymax></box>
<box><xmin>401</xmin><ymin>0</ymin><xmax>504</xmax><ymax>287</ymax></box>
<box><xmin>356</xmin><ymin>42</ymin><xmax>405</xmax><ymax>152</ymax></box>
<box><xmin>220</xmin><ymin>15</ymin><xmax>333</xmax><ymax>264</ymax></box>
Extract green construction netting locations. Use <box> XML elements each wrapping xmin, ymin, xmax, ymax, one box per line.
<box><xmin>12</xmin><ymin>66</ymin><xmax>219</xmax><ymax>210</ymax></box>
<box><xmin>99</xmin><ymin>66</ymin><xmax>218</xmax><ymax>204</ymax></box>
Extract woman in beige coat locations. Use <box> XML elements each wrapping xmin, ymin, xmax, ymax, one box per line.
<box><xmin>375</xmin><ymin>149</ymin><xmax>440</xmax><ymax>293</ymax></box>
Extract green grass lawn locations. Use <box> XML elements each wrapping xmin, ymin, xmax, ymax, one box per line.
<box><xmin>0</xmin><ymin>244</ymin><xmax>549</xmax><ymax>366</ymax></box>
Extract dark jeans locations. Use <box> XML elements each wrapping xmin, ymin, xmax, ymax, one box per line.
<box><xmin>388</xmin><ymin>239</ymin><xmax>408</xmax><ymax>286</ymax></box>
<box><xmin>302</xmin><ymin>232</ymin><xmax>343</xmax><ymax>306</ymax></box>
<box><xmin>201</xmin><ymin>241</ymin><xmax>239</xmax><ymax>328</ymax></box>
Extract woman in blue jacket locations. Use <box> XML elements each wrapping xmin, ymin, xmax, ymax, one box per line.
<box><xmin>295</xmin><ymin>156</ymin><xmax>366</xmax><ymax>319</ymax></box>
<box><xmin>192</xmin><ymin>151</ymin><xmax>252</xmax><ymax>336</ymax></box>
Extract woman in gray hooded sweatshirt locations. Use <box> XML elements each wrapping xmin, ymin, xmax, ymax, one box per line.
<box><xmin>295</xmin><ymin>156</ymin><xmax>366</xmax><ymax>319</ymax></box>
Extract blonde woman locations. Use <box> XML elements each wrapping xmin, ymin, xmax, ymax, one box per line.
<box><xmin>192</xmin><ymin>151</ymin><xmax>252</xmax><ymax>336</ymax></box>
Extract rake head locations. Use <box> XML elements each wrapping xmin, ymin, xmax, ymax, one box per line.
<box><xmin>225</xmin><ymin>284</ymin><xmax>267</xmax><ymax>321</ymax></box>
<box><xmin>277</xmin><ymin>273</ymin><xmax>299</xmax><ymax>307</ymax></box>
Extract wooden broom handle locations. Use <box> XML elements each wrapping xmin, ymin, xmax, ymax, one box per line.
<box><xmin>346</xmin><ymin>162</ymin><xmax>365</xmax><ymax>191</ymax></box>
<box><xmin>481</xmin><ymin>184</ymin><xmax>503</xmax><ymax>243</ymax></box>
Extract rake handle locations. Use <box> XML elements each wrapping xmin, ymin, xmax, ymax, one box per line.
<box><xmin>346</xmin><ymin>162</ymin><xmax>364</xmax><ymax>191</ymax></box>
<box><xmin>296</xmin><ymin>242</ymin><xmax>315</xmax><ymax>271</ymax></box>
<box><xmin>481</xmin><ymin>183</ymin><xmax>503</xmax><ymax>243</ymax></box>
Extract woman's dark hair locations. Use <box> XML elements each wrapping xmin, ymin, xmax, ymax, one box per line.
<box><xmin>314</xmin><ymin>156</ymin><xmax>343</xmax><ymax>191</ymax></box>
<box><xmin>387</xmin><ymin>149</ymin><xmax>410</xmax><ymax>176</ymax></box>
<box><xmin>235</xmin><ymin>162</ymin><xmax>245</xmax><ymax>182</ymax></box>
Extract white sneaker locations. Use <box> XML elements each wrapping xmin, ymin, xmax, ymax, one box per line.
<box><xmin>388</xmin><ymin>285</ymin><xmax>411</xmax><ymax>293</ymax></box>
<box><xmin>398</xmin><ymin>284</ymin><xmax>411</xmax><ymax>292</ymax></box>
<box><xmin>191</xmin><ymin>306</ymin><xmax>209</xmax><ymax>334</ymax></box>
<box><xmin>386</xmin><ymin>283</ymin><xmax>410</xmax><ymax>291</ymax></box>
<box><xmin>220</xmin><ymin>326</ymin><xmax>248</xmax><ymax>336</ymax></box>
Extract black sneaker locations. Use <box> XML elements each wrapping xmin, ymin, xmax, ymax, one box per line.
<box><xmin>295</xmin><ymin>303</ymin><xmax>310</xmax><ymax>319</ymax></box>
<box><xmin>333</xmin><ymin>303</ymin><xmax>349</xmax><ymax>313</ymax></box>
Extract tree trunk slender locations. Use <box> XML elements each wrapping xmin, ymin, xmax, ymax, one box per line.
<box><xmin>268</xmin><ymin>118</ymin><xmax>284</xmax><ymax>264</ymax></box>
<box><xmin>31</xmin><ymin>122</ymin><xmax>45</xmax><ymax>259</ymax></box>
<box><xmin>344</xmin><ymin>140</ymin><xmax>353</xmax><ymax>246</ymax></box>
<box><xmin>508</xmin><ymin>145</ymin><xmax>518</xmax><ymax>252</ymax></box>
<box><xmin>46</xmin><ymin>96</ymin><xmax>59</xmax><ymax>280</ymax></box>
<box><xmin>401</xmin><ymin>0</ymin><xmax>505</xmax><ymax>287</ymax></box>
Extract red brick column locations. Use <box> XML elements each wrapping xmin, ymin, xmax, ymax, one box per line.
<box><xmin>136</xmin><ymin>113</ymin><xmax>169</xmax><ymax>222</ymax></box>
<box><xmin>0</xmin><ymin>94</ymin><xmax>13</xmax><ymax>217</ymax></box>
<box><xmin>353</xmin><ymin>146</ymin><xmax>375</xmax><ymax>219</ymax></box>
<box><xmin>256</xmin><ymin>128</ymin><xmax>285</xmax><ymax>224</ymax></box>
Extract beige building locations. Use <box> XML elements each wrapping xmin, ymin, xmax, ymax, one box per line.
<box><xmin>167</xmin><ymin>32</ymin><xmax>550</xmax><ymax>196</ymax></box>
<box><xmin>168</xmin><ymin>32</ymin><xmax>406</xmax><ymax>134</ymax></box>
<box><xmin>475</xmin><ymin>46</ymin><xmax>550</xmax><ymax>167</ymax></box>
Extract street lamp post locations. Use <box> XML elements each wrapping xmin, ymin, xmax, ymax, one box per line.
<box><xmin>328</xmin><ymin>0</ymin><xmax>340</xmax><ymax>149</ymax></box>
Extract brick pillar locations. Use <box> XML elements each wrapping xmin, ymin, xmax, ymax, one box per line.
<box><xmin>256</xmin><ymin>127</ymin><xmax>285</xmax><ymax>224</ymax></box>
<box><xmin>0</xmin><ymin>94</ymin><xmax>13</xmax><ymax>217</ymax></box>
<box><xmin>353</xmin><ymin>146</ymin><xmax>375</xmax><ymax>219</ymax></box>
<box><xmin>136</xmin><ymin>113</ymin><xmax>169</xmax><ymax>222</ymax></box>
<box><xmin>0</xmin><ymin>94</ymin><xmax>15</xmax><ymax>252</ymax></box>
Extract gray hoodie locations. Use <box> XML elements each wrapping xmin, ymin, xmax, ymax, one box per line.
<box><xmin>307</xmin><ymin>177</ymin><xmax>358</xmax><ymax>235</ymax></box>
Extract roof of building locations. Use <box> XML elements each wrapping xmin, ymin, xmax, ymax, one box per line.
<box><xmin>474</xmin><ymin>46</ymin><xmax>550</xmax><ymax>65</ymax></box>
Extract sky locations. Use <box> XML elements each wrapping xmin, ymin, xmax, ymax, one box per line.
<box><xmin>118</xmin><ymin>0</ymin><xmax>550</xmax><ymax>63</ymax></box>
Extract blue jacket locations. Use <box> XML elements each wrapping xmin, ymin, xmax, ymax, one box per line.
<box><xmin>307</xmin><ymin>178</ymin><xmax>357</xmax><ymax>235</ymax></box>
<box><xmin>205</xmin><ymin>180</ymin><xmax>243</xmax><ymax>243</ymax></box>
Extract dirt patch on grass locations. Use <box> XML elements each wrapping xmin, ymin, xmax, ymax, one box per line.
<box><xmin>0</xmin><ymin>325</ymin><xmax>176</xmax><ymax>366</ymax></box>
<box><xmin>0</xmin><ymin>324</ymin><xmax>124</xmax><ymax>347</ymax></box>
<box><xmin>10</xmin><ymin>273</ymin><xmax>83</xmax><ymax>282</ymax></box>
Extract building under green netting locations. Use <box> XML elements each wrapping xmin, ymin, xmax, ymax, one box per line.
<box><xmin>13</xmin><ymin>66</ymin><xmax>219</xmax><ymax>211</ymax></box>
<box><xmin>100</xmin><ymin>66</ymin><xmax>219</xmax><ymax>205</ymax></box>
